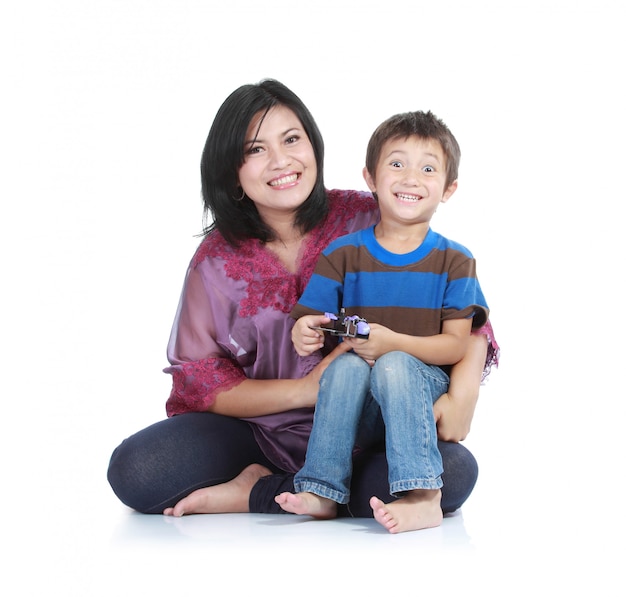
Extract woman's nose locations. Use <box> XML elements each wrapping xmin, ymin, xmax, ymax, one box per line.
<box><xmin>269</xmin><ymin>146</ymin><xmax>290</xmax><ymax>168</ymax></box>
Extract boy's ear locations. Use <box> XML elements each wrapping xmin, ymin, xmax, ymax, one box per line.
<box><xmin>363</xmin><ymin>167</ymin><xmax>377</xmax><ymax>193</ymax></box>
<box><xmin>441</xmin><ymin>180</ymin><xmax>458</xmax><ymax>203</ymax></box>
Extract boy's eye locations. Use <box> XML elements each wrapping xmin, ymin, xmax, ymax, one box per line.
<box><xmin>390</xmin><ymin>160</ymin><xmax>403</xmax><ymax>168</ymax></box>
<box><xmin>423</xmin><ymin>165</ymin><xmax>434</xmax><ymax>173</ymax></box>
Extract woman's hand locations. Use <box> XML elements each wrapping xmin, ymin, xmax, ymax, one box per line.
<box><xmin>296</xmin><ymin>341</ymin><xmax>353</xmax><ymax>407</ymax></box>
<box><xmin>433</xmin><ymin>333</ymin><xmax>488</xmax><ymax>442</ymax></box>
<box><xmin>433</xmin><ymin>392</ymin><xmax>475</xmax><ymax>442</ymax></box>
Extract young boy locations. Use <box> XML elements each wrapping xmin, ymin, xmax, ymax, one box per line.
<box><xmin>275</xmin><ymin>110</ymin><xmax>489</xmax><ymax>533</ymax></box>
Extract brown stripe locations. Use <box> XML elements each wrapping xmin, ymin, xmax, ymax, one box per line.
<box><xmin>320</xmin><ymin>245</ymin><xmax>477</xmax><ymax>282</ymax></box>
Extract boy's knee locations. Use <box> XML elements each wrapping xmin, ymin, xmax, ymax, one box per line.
<box><xmin>376</xmin><ymin>351</ymin><xmax>414</xmax><ymax>369</ymax></box>
<box><xmin>331</xmin><ymin>351</ymin><xmax>370</xmax><ymax>373</ymax></box>
<box><xmin>321</xmin><ymin>352</ymin><xmax>371</xmax><ymax>389</ymax></box>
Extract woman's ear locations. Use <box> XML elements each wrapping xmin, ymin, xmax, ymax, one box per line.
<box><xmin>441</xmin><ymin>180</ymin><xmax>458</xmax><ymax>203</ymax></box>
<box><xmin>363</xmin><ymin>167</ymin><xmax>377</xmax><ymax>193</ymax></box>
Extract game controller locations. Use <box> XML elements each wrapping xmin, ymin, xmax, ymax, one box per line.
<box><xmin>312</xmin><ymin>308</ymin><xmax>370</xmax><ymax>339</ymax></box>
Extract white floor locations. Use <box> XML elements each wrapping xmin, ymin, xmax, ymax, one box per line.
<box><xmin>7</xmin><ymin>422</ymin><xmax>621</xmax><ymax>596</ymax></box>
<box><xmin>5</xmin><ymin>336</ymin><xmax>621</xmax><ymax>595</ymax></box>
<box><xmin>5</xmin><ymin>361</ymin><xmax>622</xmax><ymax>596</ymax></box>
<box><xmin>10</xmin><ymin>503</ymin><xmax>619</xmax><ymax>596</ymax></box>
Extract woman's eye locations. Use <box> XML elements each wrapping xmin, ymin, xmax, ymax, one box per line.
<box><xmin>285</xmin><ymin>135</ymin><xmax>299</xmax><ymax>144</ymax></box>
<box><xmin>246</xmin><ymin>145</ymin><xmax>263</xmax><ymax>155</ymax></box>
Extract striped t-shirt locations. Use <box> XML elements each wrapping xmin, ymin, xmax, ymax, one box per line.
<box><xmin>291</xmin><ymin>225</ymin><xmax>489</xmax><ymax>337</ymax></box>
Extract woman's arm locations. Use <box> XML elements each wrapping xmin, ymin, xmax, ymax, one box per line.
<box><xmin>208</xmin><ymin>341</ymin><xmax>353</xmax><ymax>417</ymax></box>
<box><xmin>165</xmin><ymin>261</ymin><xmax>353</xmax><ymax>418</ymax></box>
<box><xmin>433</xmin><ymin>332</ymin><xmax>488</xmax><ymax>442</ymax></box>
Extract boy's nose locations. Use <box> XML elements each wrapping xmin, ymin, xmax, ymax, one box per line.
<box><xmin>401</xmin><ymin>168</ymin><xmax>421</xmax><ymax>185</ymax></box>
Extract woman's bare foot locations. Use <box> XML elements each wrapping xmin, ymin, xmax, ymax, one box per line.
<box><xmin>274</xmin><ymin>491</ymin><xmax>337</xmax><ymax>519</ymax></box>
<box><xmin>163</xmin><ymin>463</ymin><xmax>272</xmax><ymax>517</ymax></box>
<box><xmin>369</xmin><ymin>489</ymin><xmax>443</xmax><ymax>534</ymax></box>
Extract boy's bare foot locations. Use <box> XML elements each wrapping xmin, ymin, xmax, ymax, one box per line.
<box><xmin>369</xmin><ymin>489</ymin><xmax>443</xmax><ymax>534</ymax></box>
<box><xmin>274</xmin><ymin>491</ymin><xmax>338</xmax><ymax>519</ymax></box>
<box><xmin>163</xmin><ymin>463</ymin><xmax>272</xmax><ymax>517</ymax></box>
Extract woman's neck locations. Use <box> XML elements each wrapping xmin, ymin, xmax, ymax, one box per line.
<box><xmin>265</xmin><ymin>233</ymin><xmax>306</xmax><ymax>273</ymax></box>
<box><xmin>260</xmin><ymin>213</ymin><xmax>305</xmax><ymax>273</ymax></box>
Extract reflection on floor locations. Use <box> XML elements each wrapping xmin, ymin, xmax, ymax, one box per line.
<box><xmin>11</xmin><ymin>489</ymin><xmax>619</xmax><ymax>596</ymax></box>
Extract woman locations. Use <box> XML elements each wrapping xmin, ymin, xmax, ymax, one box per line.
<box><xmin>107</xmin><ymin>79</ymin><xmax>499</xmax><ymax>518</ymax></box>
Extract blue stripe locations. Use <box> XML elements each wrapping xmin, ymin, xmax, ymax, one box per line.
<box><xmin>445</xmin><ymin>277</ymin><xmax>488</xmax><ymax>311</ymax></box>
<box><xmin>297</xmin><ymin>273</ymin><xmax>343</xmax><ymax>313</ymax></box>
<box><xmin>342</xmin><ymin>271</ymin><xmax>448</xmax><ymax>309</ymax></box>
<box><xmin>338</xmin><ymin>272</ymin><xmax>488</xmax><ymax>312</ymax></box>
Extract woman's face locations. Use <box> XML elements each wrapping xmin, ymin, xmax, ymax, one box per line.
<box><xmin>238</xmin><ymin>105</ymin><xmax>317</xmax><ymax>223</ymax></box>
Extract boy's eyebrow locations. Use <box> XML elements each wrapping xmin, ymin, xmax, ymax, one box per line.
<box><xmin>422</xmin><ymin>152</ymin><xmax>443</xmax><ymax>163</ymax></box>
<box><xmin>385</xmin><ymin>148</ymin><xmax>408</xmax><ymax>159</ymax></box>
<box><xmin>385</xmin><ymin>149</ymin><xmax>442</xmax><ymax>163</ymax></box>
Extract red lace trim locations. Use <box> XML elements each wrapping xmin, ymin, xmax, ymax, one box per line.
<box><xmin>165</xmin><ymin>357</ymin><xmax>245</xmax><ymax>416</ymax></box>
<box><xmin>473</xmin><ymin>320</ymin><xmax>500</xmax><ymax>382</ymax></box>
<box><xmin>192</xmin><ymin>191</ymin><xmax>376</xmax><ymax>317</ymax></box>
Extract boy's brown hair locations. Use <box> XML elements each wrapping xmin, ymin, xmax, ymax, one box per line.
<box><xmin>365</xmin><ymin>111</ymin><xmax>461</xmax><ymax>188</ymax></box>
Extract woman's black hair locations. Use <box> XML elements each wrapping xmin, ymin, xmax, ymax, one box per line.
<box><xmin>200</xmin><ymin>79</ymin><xmax>327</xmax><ymax>245</ymax></box>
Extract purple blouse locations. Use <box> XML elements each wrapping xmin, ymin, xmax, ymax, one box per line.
<box><xmin>164</xmin><ymin>190</ymin><xmax>380</xmax><ymax>471</ymax></box>
<box><xmin>163</xmin><ymin>189</ymin><xmax>499</xmax><ymax>472</ymax></box>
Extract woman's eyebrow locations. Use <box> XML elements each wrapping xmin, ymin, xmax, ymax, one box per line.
<box><xmin>245</xmin><ymin>127</ymin><xmax>302</xmax><ymax>146</ymax></box>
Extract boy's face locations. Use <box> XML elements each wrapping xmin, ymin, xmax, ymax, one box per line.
<box><xmin>363</xmin><ymin>136</ymin><xmax>457</xmax><ymax>226</ymax></box>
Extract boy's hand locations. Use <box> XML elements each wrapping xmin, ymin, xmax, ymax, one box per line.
<box><xmin>292</xmin><ymin>314</ymin><xmax>331</xmax><ymax>356</ymax></box>
<box><xmin>342</xmin><ymin>323</ymin><xmax>393</xmax><ymax>365</ymax></box>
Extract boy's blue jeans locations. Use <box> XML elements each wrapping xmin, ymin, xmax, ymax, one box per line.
<box><xmin>294</xmin><ymin>351</ymin><xmax>449</xmax><ymax>503</ymax></box>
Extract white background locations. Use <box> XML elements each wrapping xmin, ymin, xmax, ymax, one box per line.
<box><xmin>1</xmin><ymin>0</ymin><xmax>623</xmax><ymax>594</ymax></box>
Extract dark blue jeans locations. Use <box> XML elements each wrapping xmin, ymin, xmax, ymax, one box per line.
<box><xmin>107</xmin><ymin>412</ymin><xmax>478</xmax><ymax>516</ymax></box>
